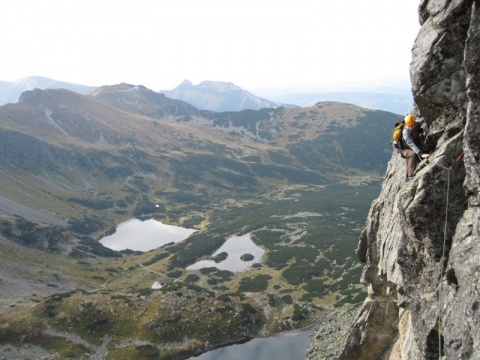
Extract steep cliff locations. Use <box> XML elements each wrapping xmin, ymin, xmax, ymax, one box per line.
<box><xmin>308</xmin><ymin>0</ymin><xmax>480</xmax><ymax>359</ymax></box>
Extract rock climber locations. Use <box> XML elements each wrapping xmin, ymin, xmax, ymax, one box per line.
<box><xmin>402</xmin><ymin>114</ymin><xmax>429</xmax><ymax>180</ymax></box>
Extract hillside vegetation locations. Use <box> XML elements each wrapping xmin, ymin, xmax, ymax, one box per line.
<box><xmin>0</xmin><ymin>85</ymin><xmax>399</xmax><ymax>358</ymax></box>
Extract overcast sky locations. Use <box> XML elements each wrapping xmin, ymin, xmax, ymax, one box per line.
<box><xmin>0</xmin><ymin>0</ymin><xmax>421</xmax><ymax>93</ymax></box>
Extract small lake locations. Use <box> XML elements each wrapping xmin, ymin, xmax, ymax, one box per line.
<box><xmin>191</xmin><ymin>330</ymin><xmax>313</xmax><ymax>360</ymax></box>
<box><xmin>186</xmin><ymin>233</ymin><xmax>265</xmax><ymax>272</ymax></box>
<box><xmin>99</xmin><ymin>218</ymin><xmax>197</xmax><ymax>251</ymax></box>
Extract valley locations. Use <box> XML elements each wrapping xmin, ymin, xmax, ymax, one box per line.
<box><xmin>0</xmin><ymin>84</ymin><xmax>397</xmax><ymax>359</ymax></box>
<box><xmin>0</xmin><ymin>185</ymin><xmax>379</xmax><ymax>359</ymax></box>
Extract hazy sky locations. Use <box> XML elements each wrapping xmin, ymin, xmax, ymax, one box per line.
<box><xmin>1</xmin><ymin>0</ymin><xmax>421</xmax><ymax>93</ymax></box>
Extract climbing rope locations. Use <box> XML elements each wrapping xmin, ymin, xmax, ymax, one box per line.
<box><xmin>439</xmin><ymin>151</ymin><xmax>463</xmax><ymax>359</ymax></box>
<box><xmin>417</xmin><ymin>151</ymin><xmax>464</xmax><ymax>359</ymax></box>
<box><xmin>435</xmin><ymin>151</ymin><xmax>464</xmax><ymax>360</ymax></box>
<box><xmin>437</xmin><ymin>168</ymin><xmax>450</xmax><ymax>360</ymax></box>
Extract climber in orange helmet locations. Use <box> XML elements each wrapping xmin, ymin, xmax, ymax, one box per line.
<box><xmin>402</xmin><ymin>114</ymin><xmax>429</xmax><ymax>180</ymax></box>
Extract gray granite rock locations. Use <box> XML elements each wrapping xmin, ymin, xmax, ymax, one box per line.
<box><xmin>308</xmin><ymin>0</ymin><xmax>480</xmax><ymax>359</ymax></box>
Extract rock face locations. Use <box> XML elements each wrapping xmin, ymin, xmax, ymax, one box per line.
<box><xmin>308</xmin><ymin>0</ymin><xmax>480</xmax><ymax>359</ymax></box>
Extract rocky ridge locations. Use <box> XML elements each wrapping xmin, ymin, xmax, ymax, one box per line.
<box><xmin>307</xmin><ymin>0</ymin><xmax>480</xmax><ymax>359</ymax></box>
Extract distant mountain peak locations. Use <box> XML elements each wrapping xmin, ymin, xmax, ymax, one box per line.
<box><xmin>198</xmin><ymin>80</ymin><xmax>239</xmax><ymax>91</ymax></box>
<box><xmin>89</xmin><ymin>82</ymin><xmax>197</xmax><ymax>117</ymax></box>
<box><xmin>163</xmin><ymin>80</ymin><xmax>294</xmax><ymax>112</ymax></box>
<box><xmin>179</xmin><ymin>79</ymin><xmax>193</xmax><ymax>87</ymax></box>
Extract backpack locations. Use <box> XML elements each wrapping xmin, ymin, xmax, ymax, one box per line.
<box><xmin>392</xmin><ymin>121</ymin><xmax>405</xmax><ymax>151</ymax></box>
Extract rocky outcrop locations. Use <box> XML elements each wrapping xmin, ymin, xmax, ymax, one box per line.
<box><xmin>308</xmin><ymin>0</ymin><xmax>480</xmax><ymax>359</ymax></box>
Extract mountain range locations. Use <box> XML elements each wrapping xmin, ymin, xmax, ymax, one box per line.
<box><xmin>0</xmin><ymin>77</ymin><xmax>289</xmax><ymax>112</ymax></box>
<box><xmin>1</xmin><ymin>76</ymin><xmax>412</xmax><ymax>114</ymax></box>
<box><xmin>0</xmin><ymin>79</ymin><xmax>401</xmax><ymax>358</ymax></box>
<box><xmin>0</xmin><ymin>83</ymin><xmax>397</xmax><ymax>228</ymax></box>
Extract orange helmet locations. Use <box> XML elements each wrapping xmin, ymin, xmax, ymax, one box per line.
<box><xmin>405</xmin><ymin>114</ymin><xmax>416</xmax><ymax>127</ymax></box>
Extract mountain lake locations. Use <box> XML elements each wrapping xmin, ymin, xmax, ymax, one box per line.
<box><xmin>100</xmin><ymin>219</ymin><xmax>265</xmax><ymax>272</ymax></box>
<box><xmin>99</xmin><ymin>220</ymin><xmax>311</xmax><ymax>359</ymax></box>
<box><xmin>99</xmin><ymin>218</ymin><xmax>197</xmax><ymax>251</ymax></box>
<box><xmin>190</xmin><ymin>329</ymin><xmax>314</xmax><ymax>360</ymax></box>
<box><xmin>187</xmin><ymin>233</ymin><xmax>265</xmax><ymax>272</ymax></box>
